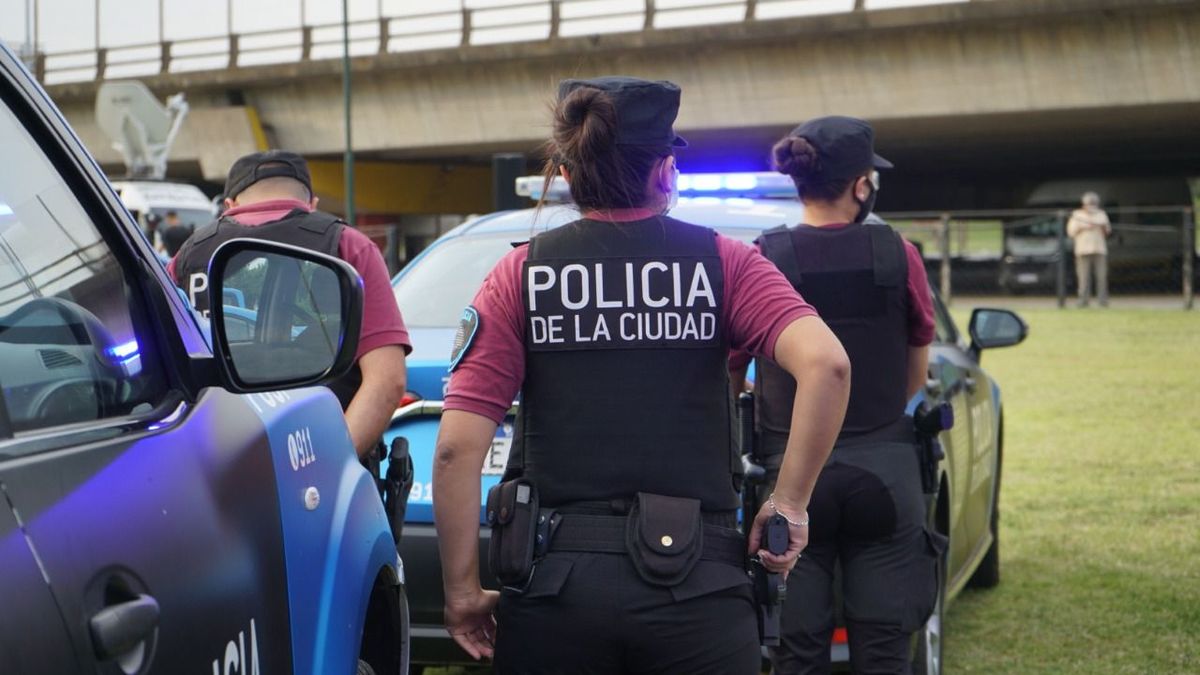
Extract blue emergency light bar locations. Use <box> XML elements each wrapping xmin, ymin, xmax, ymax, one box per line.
<box><xmin>515</xmin><ymin>172</ymin><xmax>796</xmax><ymax>203</ymax></box>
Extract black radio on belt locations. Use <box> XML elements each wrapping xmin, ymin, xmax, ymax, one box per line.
<box><xmin>486</xmin><ymin>478</ymin><xmax>541</xmax><ymax>589</ymax></box>
<box><xmin>914</xmin><ymin>401</ymin><xmax>953</xmax><ymax>494</ymax></box>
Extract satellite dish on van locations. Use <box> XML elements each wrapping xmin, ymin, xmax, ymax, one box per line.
<box><xmin>96</xmin><ymin>80</ymin><xmax>189</xmax><ymax>180</ymax></box>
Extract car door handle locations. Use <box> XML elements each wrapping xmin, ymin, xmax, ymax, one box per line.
<box><xmin>89</xmin><ymin>594</ymin><xmax>159</xmax><ymax>661</ymax></box>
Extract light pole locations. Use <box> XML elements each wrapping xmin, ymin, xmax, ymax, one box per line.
<box><xmin>342</xmin><ymin>0</ymin><xmax>355</xmax><ymax>226</ymax></box>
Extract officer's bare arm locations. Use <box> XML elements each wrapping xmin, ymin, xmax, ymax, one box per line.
<box><xmin>749</xmin><ymin>315</ymin><xmax>850</xmax><ymax>571</ymax></box>
<box><xmin>433</xmin><ymin>410</ymin><xmax>500</xmax><ymax>660</ymax></box>
<box><xmin>907</xmin><ymin>345</ymin><xmax>930</xmax><ymax>400</ymax></box>
<box><xmin>344</xmin><ymin>344</ymin><xmax>408</xmax><ymax>458</ymax></box>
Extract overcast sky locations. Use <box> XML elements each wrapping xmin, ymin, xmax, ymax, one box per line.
<box><xmin>1</xmin><ymin>0</ymin><xmax>962</xmax><ymax>67</ymax></box>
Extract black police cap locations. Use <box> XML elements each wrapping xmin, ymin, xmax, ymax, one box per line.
<box><xmin>557</xmin><ymin>76</ymin><xmax>688</xmax><ymax>149</ymax></box>
<box><xmin>224</xmin><ymin>150</ymin><xmax>314</xmax><ymax>200</ymax></box>
<box><xmin>790</xmin><ymin>116</ymin><xmax>893</xmax><ymax>181</ymax></box>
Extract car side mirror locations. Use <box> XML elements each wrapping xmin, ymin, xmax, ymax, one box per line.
<box><xmin>207</xmin><ymin>238</ymin><xmax>363</xmax><ymax>393</ymax></box>
<box><xmin>968</xmin><ymin>308</ymin><xmax>1027</xmax><ymax>359</ymax></box>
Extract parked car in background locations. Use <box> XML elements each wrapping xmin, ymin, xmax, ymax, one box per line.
<box><xmin>999</xmin><ymin>177</ymin><xmax>1196</xmax><ymax>293</ymax></box>
<box><xmin>385</xmin><ymin>173</ymin><xmax>1026</xmax><ymax>673</ymax></box>
<box><xmin>0</xmin><ymin>44</ymin><xmax>407</xmax><ymax>675</ymax></box>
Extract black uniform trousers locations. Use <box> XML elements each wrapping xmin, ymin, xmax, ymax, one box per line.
<box><xmin>767</xmin><ymin>437</ymin><xmax>943</xmax><ymax>675</ymax></box>
<box><xmin>492</xmin><ymin>551</ymin><xmax>761</xmax><ymax>674</ymax></box>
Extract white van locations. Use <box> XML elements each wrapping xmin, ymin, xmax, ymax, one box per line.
<box><xmin>110</xmin><ymin>179</ymin><xmax>216</xmax><ymax>253</ymax></box>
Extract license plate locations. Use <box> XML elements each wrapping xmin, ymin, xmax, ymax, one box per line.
<box><xmin>1017</xmin><ymin>272</ymin><xmax>1039</xmax><ymax>284</ymax></box>
<box><xmin>483</xmin><ymin>423</ymin><xmax>513</xmax><ymax>475</ymax></box>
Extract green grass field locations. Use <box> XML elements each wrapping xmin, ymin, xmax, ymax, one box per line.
<box><xmin>943</xmin><ymin>307</ymin><xmax>1200</xmax><ymax>674</ymax></box>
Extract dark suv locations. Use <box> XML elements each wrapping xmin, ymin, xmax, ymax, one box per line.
<box><xmin>0</xmin><ymin>45</ymin><xmax>407</xmax><ymax>674</ymax></box>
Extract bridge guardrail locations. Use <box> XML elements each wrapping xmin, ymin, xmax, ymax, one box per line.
<box><xmin>25</xmin><ymin>0</ymin><xmax>997</xmax><ymax>84</ymax></box>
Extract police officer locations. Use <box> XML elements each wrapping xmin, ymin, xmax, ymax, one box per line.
<box><xmin>741</xmin><ymin>117</ymin><xmax>943</xmax><ymax>674</ymax></box>
<box><xmin>432</xmin><ymin>77</ymin><xmax>851</xmax><ymax>674</ymax></box>
<box><xmin>169</xmin><ymin>150</ymin><xmax>411</xmax><ymax>458</ymax></box>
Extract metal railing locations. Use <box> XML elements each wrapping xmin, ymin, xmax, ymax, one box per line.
<box><xmin>24</xmin><ymin>0</ymin><xmax>990</xmax><ymax>84</ymax></box>
<box><xmin>877</xmin><ymin>206</ymin><xmax>1197</xmax><ymax>309</ymax></box>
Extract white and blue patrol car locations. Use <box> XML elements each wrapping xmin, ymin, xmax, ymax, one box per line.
<box><xmin>386</xmin><ymin>172</ymin><xmax>1025</xmax><ymax>673</ymax></box>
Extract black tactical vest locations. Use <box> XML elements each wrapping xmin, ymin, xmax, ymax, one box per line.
<box><xmin>173</xmin><ymin>209</ymin><xmax>362</xmax><ymax>409</ymax></box>
<box><xmin>757</xmin><ymin>223</ymin><xmax>910</xmax><ymax>448</ymax></box>
<box><xmin>507</xmin><ymin>217</ymin><xmax>740</xmax><ymax>512</ymax></box>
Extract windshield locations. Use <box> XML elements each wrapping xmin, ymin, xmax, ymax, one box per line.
<box><xmin>393</xmin><ymin>234</ymin><xmax>517</xmax><ymax>328</ymax></box>
<box><xmin>150</xmin><ymin>207</ymin><xmax>212</xmax><ymax>229</ymax></box>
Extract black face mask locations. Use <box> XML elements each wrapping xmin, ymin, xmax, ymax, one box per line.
<box><xmin>853</xmin><ymin>181</ymin><xmax>877</xmax><ymax>224</ymax></box>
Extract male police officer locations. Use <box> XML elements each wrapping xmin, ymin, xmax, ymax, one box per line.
<box><xmin>169</xmin><ymin>150</ymin><xmax>410</xmax><ymax>458</ymax></box>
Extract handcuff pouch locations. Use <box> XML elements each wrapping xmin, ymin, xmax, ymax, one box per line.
<box><xmin>624</xmin><ymin>492</ymin><xmax>703</xmax><ymax>587</ymax></box>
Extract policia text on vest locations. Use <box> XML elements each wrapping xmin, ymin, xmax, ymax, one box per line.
<box><xmin>524</xmin><ymin>257</ymin><xmax>720</xmax><ymax>350</ymax></box>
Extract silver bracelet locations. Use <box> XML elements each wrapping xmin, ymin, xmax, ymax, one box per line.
<box><xmin>767</xmin><ymin>493</ymin><xmax>809</xmax><ymax>527</ymax></box>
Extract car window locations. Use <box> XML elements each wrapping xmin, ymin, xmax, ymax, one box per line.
<box><xmin>0</xmin><ymin>95</ymin><xmax>166</xmax><ymax>438</ymax></box>
<box><xmin>148</xmin><ymin>207</ymin><xmax>210</xmax><ymax>230</ymax></box>
<box><xmin>930</xmin><ymin>288</ymin><xmax>959</xmax><ymax>345</ymax></box>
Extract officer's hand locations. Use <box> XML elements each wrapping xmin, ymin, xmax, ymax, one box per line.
<box><xmin>445</xmin><ymin>587</ymin><xmax>500</xmax><ymax>660</ymax></box>
<box><xmin>748</xmin><ymin>501</ymin><xmax>809</xmax><ymax>578</ymax></box>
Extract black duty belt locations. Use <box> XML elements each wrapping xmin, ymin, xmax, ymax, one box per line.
<box><xmin>547</xmin><ymin>513</ymin><xmax>747</xmax><ymax>568</ymax></box>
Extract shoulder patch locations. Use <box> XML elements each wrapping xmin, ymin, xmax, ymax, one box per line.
<box><xmin>449</xmin><ymin>305</ymin><xmax>481</xmax><ymax>372</ymax></box>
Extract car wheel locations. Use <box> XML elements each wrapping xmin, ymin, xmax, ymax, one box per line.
<box><xmin>968</xmin><ymin>513</ymin><xmax>1001</xmax><ymax>589</ymax></box>
<box><xmin>360</xmin><ymin>579</ymin><xmax>411</xmax><ymax>675</ymax></box>
<box><xmin>913</xmin><ymin>541</ymin><xmax>946</xmax><ymax>675</ymax></box>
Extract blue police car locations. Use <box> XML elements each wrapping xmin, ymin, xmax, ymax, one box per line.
<box><xmin>0</xmin><ymin>46</ymin><xmax>407</xmax><ymax>674</ymax></box>
<box><xmin>387</xmin><ymin>173</ymin><xmax>1026</xmax><ymax>673</ymax></box>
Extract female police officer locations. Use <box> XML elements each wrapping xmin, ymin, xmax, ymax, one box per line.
<box><xmin>742</xmin><ymin>116</ymin><xmax>943</xmax><ymax>674</ymax></box>
<box><xmin>431</xmin><ymin>77</ymin><xmax>852</xmax><ymax>673</ymax></box>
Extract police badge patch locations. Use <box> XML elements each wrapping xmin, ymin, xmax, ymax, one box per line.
<box><xmin>449</xmin><ymin>306</ymin><xmax>480</xmax><ymax>371</ymax></box>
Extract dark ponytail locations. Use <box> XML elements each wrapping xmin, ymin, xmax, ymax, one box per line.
<box><xmin>540</xmin><ymin>87</ymin><xmax>669</xmax><ymax>212</ymax></box>
<box><xmin>771</xmin><ymin>135</ymin><xmax>854</xmax><ymax>203</ymax></box>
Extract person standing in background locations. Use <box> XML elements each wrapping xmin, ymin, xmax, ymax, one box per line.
<box><xmin>1067</xmin><ymin>191</ymin><xmax>1111</xmax><ymax>307</ymax></box>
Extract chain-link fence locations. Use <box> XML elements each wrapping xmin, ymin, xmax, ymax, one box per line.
<box><xmin>881</xmin><ymin>207</ymin><xmax>1197</xmax><ymax>309</ymax></box>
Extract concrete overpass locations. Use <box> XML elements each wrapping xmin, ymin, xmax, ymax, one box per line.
<box><xmin>36</xmin><ymin>0</ymin><xmax>1200</xmax><ymax>215</ymax></box>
